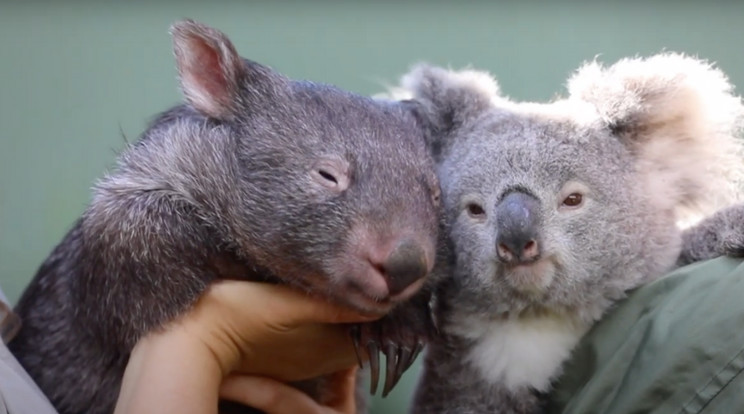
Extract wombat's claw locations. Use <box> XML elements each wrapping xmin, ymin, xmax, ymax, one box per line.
<box><xmin>382</xmin><ymin>343</ymin><xmax>416</xmax><ymax>397</ymax></box>
<box><xmin>349</xmin><ymin>325</ymin><xmax>364</xmax><ymax>369</ymax></box>
<box><xmin>348</xmin><ymin>303</ymin><xmax>432</xmax><ymax>397</ymax></box>
<box><xmin>382</xmin><ymin>344</ymin><xmax>397</xmax><ymax>397</ymax></box>
<box><xmin>428</xmin><ymin>294</ymin><xmax>440</xmax><ymax>334</ymax></box>
<box><xmin>381</xmin><ymin>339</ymin><xmax>426</xmax><ymax>397</ymax></box>
<box><xmin>408</xmin><ymin>340</ymin><xmax>425</xmax><ymax>373</ymax></box>
<box><xmin>393</xmin><ymin>346</ymin><xmax>413</xmax><ymax>390</ymax></box>
<box><xmin>382</xmin><ymin>343</ymin><xmax>400</xmax><ymax>397</ymax></box>
<box><xmin>367</xmin><ymin>342</ymin><xmax>381</xmax><ymax>395</ymax></box>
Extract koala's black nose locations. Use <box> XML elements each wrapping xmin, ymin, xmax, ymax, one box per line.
<box><xmin>381</xmin><ymin>239</ymin><xmax>429</xmax><ymax>296</ymax></box>
<box><xmin>495</xmin><ymin>191</ymin><xmax>542</xmax><ymax>264</ymax></box>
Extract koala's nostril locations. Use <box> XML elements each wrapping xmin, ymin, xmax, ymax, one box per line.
<box><xmin>497</xmin><ymin>243</ymin><xmax>515</xmax><ymax>262</ymax></box>
<box><xmin>381</xmin><ymin>240</ymin><xmax>429</xmax><ymax>296</ymax></box>
<box><xmin>497</xmin><ymin>238</ymin><xmax>540</xmax><ymax>263</ymax></box>
<box><xmin>522</xmin><ymin>240</ymin><xmax>539</xmax><ymax>260</ymax></box>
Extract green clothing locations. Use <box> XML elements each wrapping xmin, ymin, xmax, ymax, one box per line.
<box><xmin>549</xmin><ymin>257</ymin><xmax>744</xmax><ymax>414</ymax></box>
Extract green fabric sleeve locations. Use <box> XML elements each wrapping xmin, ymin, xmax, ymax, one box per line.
<box><xmin>547</xmin><ymin>257</ymin><xmax>744</xmax><ymax>414</ymax></box>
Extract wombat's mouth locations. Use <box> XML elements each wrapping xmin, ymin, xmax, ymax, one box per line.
<box><xmin>341</xmin><ymin>273</ymin><xmax>427</xmax><ymax>315</ymax></box>
<box><xmin>342</xmin><ymin>289</ymin><xmax>395</xmax><ymax>315</ymax></box>
<box><xmin>329</xmin><ymin>225</ymin><xmax>435</xmax><ymax>314</ymax></box>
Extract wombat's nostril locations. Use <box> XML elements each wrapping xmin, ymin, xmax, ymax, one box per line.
<box><xmin>380</xmin><ymin>240</ymin><xmax>429</xmax><ymax>296</ymax></box>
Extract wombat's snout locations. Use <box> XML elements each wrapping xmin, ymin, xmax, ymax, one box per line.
<box><xmin>344</xmin><ymin>226</ymin><xmax>433</xmax><ymax>309</ymax></box>
<box><xmin>496</xmin><ymin>191</ymin><xmax>542</xmax><ymax>264</ymax></box>
<box><xmin>374</xmin><ymin>239</ymin><xmax>429</xmax><ymax>296</ymax></box>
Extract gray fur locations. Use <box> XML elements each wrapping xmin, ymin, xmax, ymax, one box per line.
<box><xmin>9</xmin><ymin>20</ymin><xmax>440</xmax><ymax>414</ymax></box>
<box><xmin>390</xmin><ymin>54</ymin><xmax>744</xmax><ymax>413</ymax></box>
<box><xmin>678</xmin><ymin>203</ymin><xmax>744</xmax><ymax>266</ymax></box>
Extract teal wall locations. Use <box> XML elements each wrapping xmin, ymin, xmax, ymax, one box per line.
<box><xmin>2</xmin><ymin>1</ymin><xmax>743</xmax><ymax>412</ymax></box>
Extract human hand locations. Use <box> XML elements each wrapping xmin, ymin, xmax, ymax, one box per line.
<box><xmin>115</xmin><ymin>280</ymin><xmax>380</xmax><ymax>414</ymax></box>
<box><xmin>180</xmin><ymin>280</ymin><xmax>380</xmax><ymax>381</ymax></box>
<box><xmin>220</xmin><ymin>367</ymin><xmax>359</xmax><ymax>414</ymax></box>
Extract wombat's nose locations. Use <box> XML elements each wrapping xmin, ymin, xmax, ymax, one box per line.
<box><xmin>379</xmin><ymin>239</ymin><xmax>429</xmax><ymax>296</ymax></box>
<box><xmin>496</xmin><ymin>191</ymin><xmax>542</xmax><ymax>264</ymax></box>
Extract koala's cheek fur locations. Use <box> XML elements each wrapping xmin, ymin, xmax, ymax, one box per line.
<box><xmin>449</xmin><ymin>211</ymin><xmax>498</xmax><ymax>275</ymax></box>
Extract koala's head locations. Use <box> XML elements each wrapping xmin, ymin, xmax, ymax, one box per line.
<box><xmin>163</xmin><ymin>20</ymin><xmax>440</xmax><ymax>314</ymax></box>
<box><xmin>399</xmin><ymin>55</ymin><xmax>744</xmax><ymax>320</ymax></box>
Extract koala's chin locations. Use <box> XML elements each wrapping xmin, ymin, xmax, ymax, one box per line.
<box><xmin>501</xmin><ymin>257</ymin><xmax>558</xmax><ymax>296</ymax></box>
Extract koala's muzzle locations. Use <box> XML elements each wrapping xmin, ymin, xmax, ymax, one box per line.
<box><xmin>496</xmin><ymin>191</ymin><xmax>542</xmax><ymax>264</ymax></box>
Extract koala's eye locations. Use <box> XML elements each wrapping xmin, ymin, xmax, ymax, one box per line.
<box><xmin>562</xmin><ymin>193</ymin><xmax>583</xmax><ymax>207</ymax></box>
<box><xmin>466</xmin><ymin>203</ymin><xmax>486</xmax><ymax>217</ymax></box>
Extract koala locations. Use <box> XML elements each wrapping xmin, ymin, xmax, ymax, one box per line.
<box><xmin>9</xmin><ymin>20</ymin><xmax>441</xmax><ymax>414</ymax></box>
<box><xmin>391</xmin><ymin>54</ymin><xmax>744</xmax><ymax>413</ymax></box>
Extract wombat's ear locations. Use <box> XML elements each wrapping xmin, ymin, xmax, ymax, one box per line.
<box><xmin>569</xmin><ymin>53</ymin><xmax>744</xmax><ymax>215</ymax></box>
<box><xmin>169</xmin><ymin>19</ymin><xmax>247</xmax><ymax>119</ymax></box>
<box><xmin>396</xmin><ymin>64</ymin><xmax>499</xmax><ymax>158</ymax></box>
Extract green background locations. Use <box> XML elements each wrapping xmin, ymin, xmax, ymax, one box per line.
<box><xmin>1</xmin><ymin>1</ymin><xmax>743</xmax><ymax>412</ymax></box>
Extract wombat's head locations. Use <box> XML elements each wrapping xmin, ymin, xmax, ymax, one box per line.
<box><xmin>168</xmin><ymin>20</ymin><xmax>440</xmax><ymax>314</ymax></box>
<box><xmin>399</xmin><ymin>55</ymin><xmax>744</xmax><ymax>319</ymax></box>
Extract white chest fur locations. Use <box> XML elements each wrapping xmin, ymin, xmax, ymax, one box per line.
<box><xmin>449</xmin><ymin>314</ymin><xmax>590</xmax><ymax>392</ymax></box>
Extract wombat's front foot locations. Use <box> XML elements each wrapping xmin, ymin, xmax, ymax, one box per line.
<box><xmin>350</xmin><ymin>292</ymin><xmax>438</xmax><ymax>397</ymax></box>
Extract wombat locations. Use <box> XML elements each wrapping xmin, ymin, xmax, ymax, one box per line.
<box><xmin>9</xmin><ymin>19</ymin><xmax>440</xmax><ymax>414</ymax></box>
<box><xmin>389</xmin><ymin>54</ymin><xmax>744</xmax><ymax>413</ymax></box>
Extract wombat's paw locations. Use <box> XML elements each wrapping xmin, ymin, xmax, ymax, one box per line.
<box><xmin>349</xmin><ymin>293</ymin><xmax>438</xmax><ymax>397</ymax></box>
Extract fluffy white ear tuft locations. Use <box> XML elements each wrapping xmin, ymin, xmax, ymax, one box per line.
<box><xmin>170</xmin><ymin>19</ymin><xmax>245</xmax><ymax>119</ymax></box>
<box><xmin>569</xmin><ymin>53</ymin><xmax>744</xmax><ymax>218</ymax></box>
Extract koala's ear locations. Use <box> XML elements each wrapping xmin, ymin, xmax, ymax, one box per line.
<box><xmin>170</xmin><ymin>19</ymin><xmax>286</xmax><ymax>120</ymax></box>
<box><xmin>569</xmin><ymin>53</ymin><xmax>744</xmax><ymax>215</ymax></box>
<box><xmin>398</xmin><ymin>64</ymin><xmax>499</xmax><ymax>157</ymax></box>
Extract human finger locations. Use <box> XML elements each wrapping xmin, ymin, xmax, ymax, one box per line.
<box><xmin>315</xmin><ymin>367</ymin><xmax>359</xmax><ymax>413</ymax></box>
<box><xmin>210</xmin><ymin>281</ymin><xmax>382</xmax><ymax>326</ymax></box>
<box><xmin>219</xmin><ymin>375</ymin><xmax>337</xmax><ymax>414</ymax></box>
